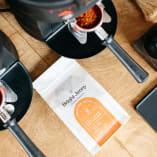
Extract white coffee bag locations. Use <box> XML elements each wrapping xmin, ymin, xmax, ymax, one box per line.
<box><xmin>33</xmin><ymin>57</ymin><xmax>130</xmax><ymax>155</ymax></box>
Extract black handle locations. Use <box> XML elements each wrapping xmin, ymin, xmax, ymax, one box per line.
<box><xmin>102</xmin><ymin>37</ymin><xmax>149</xmax><ymax>83</ymax></box>
<box><xmin>7</xmin><ymin>119</ymin><xmax>46</xmax><ymax>157</ymax></box>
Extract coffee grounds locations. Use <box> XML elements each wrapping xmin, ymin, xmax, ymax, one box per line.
<box><xmin>76</xmin><ymin>5</ymin><xmax>102</xmax><ymax>29</ymax></box>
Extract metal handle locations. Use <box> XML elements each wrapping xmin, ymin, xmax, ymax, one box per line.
<box><xmin>102</xmin><ymin>37</ymin><xmax>149</xmax><ymax>83</ymax></box>
<box><xmin>7</xmin><ymin>119</ymin><xmax>46</xmax><ymax>157</ymax></box>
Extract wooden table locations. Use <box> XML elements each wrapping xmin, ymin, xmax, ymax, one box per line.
<box><xmin>0</xmin><ymin>0</ymin><xmax>157</xmax><ymax>157</ymax></box>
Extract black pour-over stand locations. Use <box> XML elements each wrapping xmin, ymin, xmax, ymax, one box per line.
<box><xmin>14</xmin><ymin>0</ymin><xmax>117</xmax><ymax>59</ymax></box>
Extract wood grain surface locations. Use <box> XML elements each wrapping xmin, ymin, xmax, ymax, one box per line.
<box><xmin>0</xmin><ymin>0</ymin><xmax>157</xmax><ymax>157</ymax></box>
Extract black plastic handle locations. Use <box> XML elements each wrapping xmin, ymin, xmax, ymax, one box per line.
<box><xmin>102</xmin><ymin>37</ymin><xmax>149</xmax><ymax>83</ymax></box>
<box><xmin>7</xmin><ymin>119</ymin><xmax>46</xmax><ymax>157</ymax></box>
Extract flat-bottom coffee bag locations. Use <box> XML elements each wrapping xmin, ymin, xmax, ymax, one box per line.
<box><xmin>33</xmin><ymin>57</ymin><xmax>130</xmax><ymax>155</ymax></box>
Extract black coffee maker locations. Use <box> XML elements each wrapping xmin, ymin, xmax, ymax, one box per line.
<box><xmin>6</xmin><ymin>0</ymin><xmax>149</xmax><ymax>83</ymax></box>
<box><xmin>0</xmin><ymin>31</ymin><xmax>46</xmax><ymax>156</ymax></box>
<box><xmin>6</xmin><ymin>0</ymin><xmax>98</xmax><ymax>40</ymax></box>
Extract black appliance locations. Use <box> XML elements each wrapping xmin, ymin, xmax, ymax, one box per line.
<box><xmin>7</xmin><ymin>0</ymin><xmax>98</xmax><ymax>23</ymax></box>
<box><xmin>6</xmin><ymin>0</ymin><xmax>99</xmax><ymax>41</ymax></box>
<box><xmin>0</xmin><ymin>31</ymin><xmax>45</xmax><ymax>157</ymax></box>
